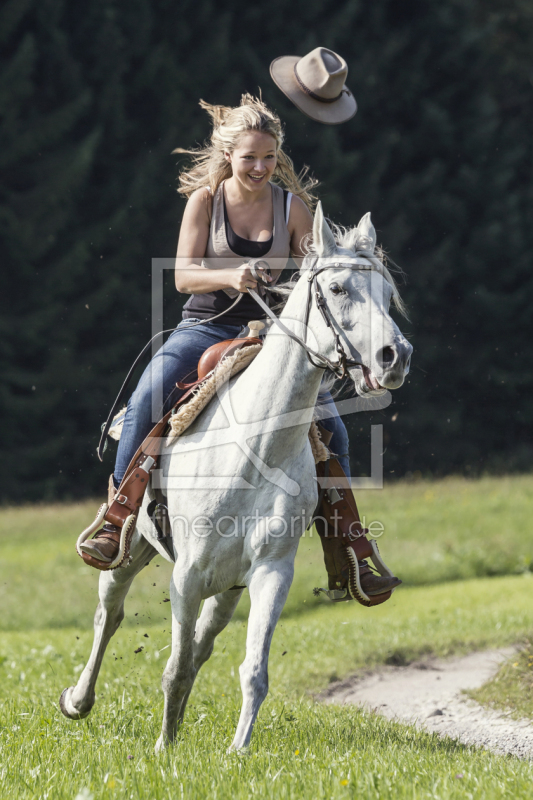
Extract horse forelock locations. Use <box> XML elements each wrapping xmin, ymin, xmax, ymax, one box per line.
<box><xmin>274</xmin><ymin>224</ymin><xmax>408</xmax><ymax>319</ymax></box>
<box><xmin>300</xmin><ymin>224</ymin><xmax>408</xmax><ymax>318</ymax></box>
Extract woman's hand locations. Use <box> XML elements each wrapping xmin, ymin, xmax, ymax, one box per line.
<box><xmin>230</xmin><ymin>263</ymin><xmax>273</xmax><ymax>294</ymax></box>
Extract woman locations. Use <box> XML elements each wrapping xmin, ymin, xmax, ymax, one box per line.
<box><xmin>80</xmin><ymin>95</ymin><xmax>398</xmax><ymax>600</ymax></box>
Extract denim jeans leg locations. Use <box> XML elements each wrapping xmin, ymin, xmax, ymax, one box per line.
<box><xmin>315</xmin><ymin>390</ymin><xmax>351</xmax><ymax>478</ymax></box>
<box><xmin>113</xmin><ymin>319</ymin><xmax>242</xmax><ymax>485</ymax></box>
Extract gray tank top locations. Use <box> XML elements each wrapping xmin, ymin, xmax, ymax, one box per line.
<box><xmin>182</xmin><ymin>181</ymin><xmax>292</xmax><ymax>323</ymax></box>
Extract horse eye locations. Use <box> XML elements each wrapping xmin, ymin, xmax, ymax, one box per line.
<box><xmin>330</xmin><ymin>283</ymin><xmax>344</xmax><ymax>295</ymax></box>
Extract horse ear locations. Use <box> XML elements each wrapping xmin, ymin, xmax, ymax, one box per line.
<box><xmin>313</xmin><ymin>201</ymin><xmax>337</xmax><ymax>257</ymax></box>
<box><xmin>356</xmin><ymin>212</ymin><xmax>376</xmax><ymax>253</ymax></box>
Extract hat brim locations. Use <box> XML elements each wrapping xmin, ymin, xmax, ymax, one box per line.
<box><xmin>270</xmin><ymin>55</ymin><xmax>357</xmax><ymax>125</ymax></box>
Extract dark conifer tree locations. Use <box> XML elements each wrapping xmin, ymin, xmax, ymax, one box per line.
<box><xmin>1</xmin><ymin>0</ymin><xmax>531</xmax><ymax>501</ymax></box>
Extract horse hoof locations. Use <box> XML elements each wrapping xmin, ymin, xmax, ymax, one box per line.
<box><xmin>154</xmin><ymin>734</ymin><xmax>166</xmax><ymax>753</ymax></box>
<box><xmin>59</xmin><ymin>687</ymin><xmax>91</xmax><ymax>720</ymax></box>
<box><xmin>227</xmin><ymin>742</ymin><xmax>250</xmax><ymax>754</ymax></box>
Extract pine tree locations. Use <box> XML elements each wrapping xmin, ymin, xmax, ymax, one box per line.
<box><xmin>0</xmin><ymin>0</ymin><xmax>184</xmax><ymax>499</ymax></box>
<box><xmin>1</xmin><ymin>0</ymin><xmax>532</xmax><ymax>501</ymax></box>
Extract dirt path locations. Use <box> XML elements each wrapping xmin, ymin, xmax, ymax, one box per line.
<box><xmin>322</xmin><ymin>648</ymin><xmax>533</xmax><ymax>759</ymax></box>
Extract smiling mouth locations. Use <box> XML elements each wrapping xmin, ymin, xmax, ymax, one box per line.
<box><xmin>248</xmin><ymin>174</ymin><xmax>265</xmax><ymax>183</ymax></box>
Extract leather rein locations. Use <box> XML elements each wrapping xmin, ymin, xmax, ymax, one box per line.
<box><xmin>248</xmin><ymin>254</ymin><xmax>376</xmax><ymax>380</ymax></box>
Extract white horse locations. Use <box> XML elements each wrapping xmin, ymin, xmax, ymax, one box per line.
<box><xmin>60</xmin><ymin>205</ymin><xmax>412</xmax><ymax>751</ymax></box>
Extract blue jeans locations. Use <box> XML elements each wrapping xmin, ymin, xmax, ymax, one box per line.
<box><xmin>114</xmin><ymin>318</ymin><xmax>350</xmax><ymax>485</ymax></box>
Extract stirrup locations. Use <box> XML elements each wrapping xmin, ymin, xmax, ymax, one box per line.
<box><xmin>314</xmin><ymin>537</ymin><xmax>397</xmax><ymax>608</ymax></box>
<box><xmin>76</xmin><ymin>503</ymin><xmax>137</xmax><ymax>570</ymax></box>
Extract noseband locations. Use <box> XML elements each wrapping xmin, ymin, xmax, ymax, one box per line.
<box><xmin>248</xmin><ymin>254</ymin><xmax>377</xmax><ymax>379</ymax></box>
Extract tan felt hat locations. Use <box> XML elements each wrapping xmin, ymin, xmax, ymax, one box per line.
<box><xmin>270</xmin><ymin>47</ymin><xmax>357</xmax><ymax>125</ymax></box>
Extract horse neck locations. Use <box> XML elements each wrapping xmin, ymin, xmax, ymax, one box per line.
<box><xmin>238</xmin><ymin>275</ymin><xmax>326</xmax><ymax>423</ymax></box>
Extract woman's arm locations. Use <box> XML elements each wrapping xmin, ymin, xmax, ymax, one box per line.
<box><xmin>288</xmin><ymin>195</ymin><xmax>313</xmax><ymax>258</ymax></box>
<box><xmin>175</xmin><ymin>188</ymin><xmax>269</xmax><ymax>294</ymax></box>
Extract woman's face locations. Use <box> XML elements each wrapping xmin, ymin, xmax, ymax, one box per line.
<box><xmin>225</xmin><ymin>131</ymin><xmax>278</xmax><ymax>193</ymax></box>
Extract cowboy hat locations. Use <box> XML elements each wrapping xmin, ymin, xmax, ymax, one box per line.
<box><xmin>270</xmin><ymin>47</ymin><xmax>357</xmax><ymax>125</ymax></box>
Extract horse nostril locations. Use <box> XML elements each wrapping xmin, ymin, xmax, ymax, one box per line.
<box><xmin>377</xmin><ymin>346</ymin><xmax>395</xmax><ymax>368</ymax></box>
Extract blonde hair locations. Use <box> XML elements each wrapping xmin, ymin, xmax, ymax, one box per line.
<box><xmin>174</xmin><ymin>94</ymin><xmax>318</xmax><ymax>211</ymax></box>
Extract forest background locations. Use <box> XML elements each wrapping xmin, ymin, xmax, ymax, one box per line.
<box><xmin>1</xmin><ymin>0</ymin><xmax>532</xmax><ymax>502</ymax></box>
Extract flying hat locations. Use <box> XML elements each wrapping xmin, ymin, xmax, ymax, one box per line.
<box><xmin>270</xmin><ymin>47</ymin><xmax>357</xmax><ymax>125</ymax></box>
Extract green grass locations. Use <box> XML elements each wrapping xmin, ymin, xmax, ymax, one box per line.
<box><xmin>2</xmin><ymin>576</ymin><xmax>533</xmax><ymax>798</ymax></box>
<box><xmin>2</xmin><ymin>684</ymin><xmax>533</xmax><ymax>800</ymax></box>
<box><xmin>470</xmin><ymin>641</ymin><xmax>533</xmax><ymax>721</ymax></box>
<box><xmin>2</xmin><ymin>474</ymin><xmax>533</xmax><ymax>631</ymax></box>
<box><xmin>2</xmin><ymin>476</ymin><xmax>533</xmax><ymax>798</ymax></box>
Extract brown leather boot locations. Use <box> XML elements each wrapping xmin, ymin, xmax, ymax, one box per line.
<box><xmin>79</xmin><ymin>476</ymin><xmax>121</xmax><ymax>564</ymax></box>
<box><xmin>359</xmin><ymin>562</ymin><xmax>401</xmax><ymax>595</ymax></box>
<box><xmin>79</xmin><ymin>523</ymin><xmax>121</xmax><ymax>563</ymax></box>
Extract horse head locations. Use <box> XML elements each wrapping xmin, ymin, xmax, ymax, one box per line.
<box><xmin>303</xmin><ymin>202</ymin><xmax>412</xmax><ymax>396</ymax></box>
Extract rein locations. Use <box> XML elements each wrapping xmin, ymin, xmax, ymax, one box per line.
<box><xmin>248</xmin><ymin>254</ymin><xmax>375</xmax><ymax>379</ymax></box>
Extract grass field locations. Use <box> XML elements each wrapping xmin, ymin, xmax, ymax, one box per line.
<box><xmin>1</xmin><ymin>475</ymin><xmax>533</xmax><ymax>798</ymax></box>
<box><xmin>470</xmin><ymin>640</ymin><xmax>533</xmax><ymax>721</ymax></box>
<box><xmin>2</xmin><ymin>474</ymin><xmax>533</xmax><ymax>632</ymax></box>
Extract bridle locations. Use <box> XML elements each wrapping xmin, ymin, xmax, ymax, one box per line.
<box><xmin>248</xmin><ymin>253</ymin><xmax>377</xmax><ymax>379</ymax></box>
<box><xmin>98</xmin><ymin>252</ymin><xmax>379</xmax><ymax>460</ymax></box>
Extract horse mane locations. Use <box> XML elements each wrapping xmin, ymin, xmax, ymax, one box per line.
<box><xmin>274</xmin><ymin>221</ymin><xmax>407</xmax><ymax>319</ymax></box>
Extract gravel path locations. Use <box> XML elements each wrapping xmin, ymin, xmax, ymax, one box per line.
<box><xmin>322</xmin><ymin>648</ymin><xmax>533</xmax><ymax>759</ymax></box>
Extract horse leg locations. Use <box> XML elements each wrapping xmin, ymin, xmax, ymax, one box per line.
<box><xmin>168</xmin><ymin>587</ymin><xmax>245</xmax><ymax>724</ymax></box>
<box><xmin>59</xmin><ymin>531</ymin><xmax>157</xmax><ymax>719</ymax></box>
<box><xmin>155</xmin><ymin>570</ymin><xmax>202</xmax><ymax>751</ymax></box>
<box><xmin>229</xmin><ymin>563</ymin><xmax>293</xmax><ymax>751</ymax></box>
<box><xmin>193</xmin><ymin>588</ymin><xmax>244</xmax><ymax>669</ymax></box>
